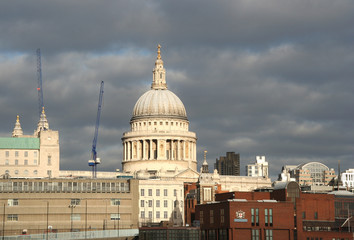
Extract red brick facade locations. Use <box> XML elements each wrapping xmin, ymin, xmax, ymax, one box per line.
<box><xmin>195</xmin><ymin>183</ymin><xmax>353</xmax><ymax>240</ymax></box>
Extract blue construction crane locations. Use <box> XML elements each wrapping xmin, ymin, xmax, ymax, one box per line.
<box><xmin>88</xmin><ymin>81</ymin><xmax>104</xmax><ymax>178</ymax></box>
<box><xmin>36</xmin><ymin>48</ymin><xmax>44</xmax><ymax>118</ymax></box>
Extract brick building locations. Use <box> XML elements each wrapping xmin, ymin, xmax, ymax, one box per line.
<box><xmin>196</xmin><ymin>181</ymin><xmax>353</xmax><ymax>240</ymax></box>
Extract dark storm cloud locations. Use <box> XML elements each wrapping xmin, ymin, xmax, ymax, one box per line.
<box><xmin>0</xmin><ymin>0</ymin><xmax>353</xmax><ymax>179</ymax></box>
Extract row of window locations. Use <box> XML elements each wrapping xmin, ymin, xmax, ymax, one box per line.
<box><xmin>7</xmin><ymin>198</ymin><xmax>120</xmax><ymax>207</ymax></box>
<box><xmin>252</xmin><ymin>229</ymin><xmax>273</xmax><ymax>240</ymax></box>
<box><xmin>132</xmin><ymin>121</ymin><xmax>187</xmax><ymax>129</ymax></box>
<box><xmin>2</xmin><ymin>151</ymin><xmax>38</xmax><ymax>158</ymax></box>
<box><xmin>141</xmin><ymin>210</ymin><xmax>178</xmax><ymax>219</ymax></box>
<box><xmin>2</xmin><ymin>159</ymin><xmax>38</xmax><ymax>166</ymax></box>
<box><xmin>6</xmin><ymin>213</ymin><xmax>121</xmax><ymax>222</ymax></box>
<box><xmin>252</xmin><ymin>208</ymin><xmax>273</xmax><ymax>226</ymax></box>
<box><xmin>141</xmin><ymin>199</ymin><xmax>182</xmax><ymax>208</ymax></box>
<box><xmin>3</xmin><ymin>170</ymin><xmax>51</xmax><ymax>176</ymax></box>
<box><xmin>0</xmin><ymin>181</ymin><xmax>129</xmax><ymax>193</ymax></box>
<box><xmin>140</xmin><ymin>188</ymin><xmax>179</xmax><ymax>197</ymax></box>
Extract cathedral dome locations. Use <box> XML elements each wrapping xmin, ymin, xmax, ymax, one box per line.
<box><xmin>132</xmin><ymin>89</ymin><xmax>187</xmax><ymax>120</ymax></box>
<box><xmin>131</xmin><ymin>45</ymin><xmax>188</xmax><ymax>121</ymax></box>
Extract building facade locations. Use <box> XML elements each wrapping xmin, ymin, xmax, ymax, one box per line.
<box><xmin>341</xmin><ymin>169</ymin><xmax>354</xmax><ymax>190</ymax></box>
<box><xmin>197</xmin><ymin>182</ymin><xmax>353</xmax><ymax>240</ymax></box>
<box><xmin>214</xmin><ymin>152</ymin><xmax>240</xmax><ymax>176</ymax></box>
<box><xmin>0</xmin><ymin>109</ymin><xmax>60</xmax><ymax>179</ymax></box>
<box><xmin>0</xmin><ymin>178</ymin><xmax>139</xmax><ymax>236</ymax></box>
<box><xmin>246</xmin><ymin>156</ymin><xmax>269</xmax><ymax>178</ymax></box>
<box><xmin>139</xmin><ymin>179</ymin><xmax>185</xmax><ymax>227</ymax></box>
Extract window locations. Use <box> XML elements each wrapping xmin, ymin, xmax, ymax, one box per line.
<box><xmin>111</xmin><ymin>199</ymin><xmax>120</xmax><ymax>206</ymax></box>
<box><xmin>164</xmin><ymin>200</ymin><xmax>168</xmax><ymax>208</ymax></box>
<box><xmin>156</xmin><ymin>200</ymin><xmax>160</xmax><ymax>208</ymax></box>
<box><xmin>256</xmin><ymin>208</ymin><xmax>259</xmax><ymax>226</ymax></box>
<box><xmin>164</xmin><ymin>211</ymin><xmax>168</xmax><ymax>219</ymax></box>
<box><xmin>265</xmin><ymin>209</ymin><xmax>268</xmax><ymax>226</ymax></box>
<box><xmin>47</xmin><ymin>155</ymin><xmax>52</xmax><ymax>165</ymax></box>
<box><xmin>269</xmin><ymin>209</ymin><xmax>273</xmax><ymax>226</ymax></box>
<box><xmin>252</xmin><ymin>229</ymin><xmax>259</xmax><ymax>240</ymax></box>
<box><xmin>5</xmin><ymin>159</ymin><xmax>9</xmax><ymax>165</ymax></box>
<box><xmin>15</xmin><ymin>159</ymin><xmax>18</xmax><ymax>165</ymax></box>
<box><xmin>265</xmin><ymin>208</ymin><xmax>273</xmax><ymax>226</ymax></box>
<box><xmin>164</xmin><ymin>189</ymin><xmax>168</xmax><ymax>196</ymax></box>
<box><xmin>140</xmin><ymin>200</ymin><xmax>144</xmax><ymax>207</ymax></box>
<box><xmin>15</xmin><ymin>151</ymin><xmax>19</xmax><ymax>157</ymax></box>
<box><xmin>148</xmin><ymin>211</ymin><xmax>152</xmax><ymax>219</ymax></box>
<box><xmin>71</xmin><ymin>214</ymin><xmax>81</xmax><ymax>221</ymax></box>
<box><xmin>5</xmin><ymin>151</ymin><xmax>9</xmax><ymax>157</ymax></box>
<box><xmin>8</xmin><ymin>199</ymin><xmax>19</xmax><ymax>206</ymax></box>
<box><xmin>15</xmin><ymin>170</ymin><xmax>19</xmax><ymax>175</ymax></box>
<box><xmin>24</xmin><ymin>151</ymin><xmax>28</xmax><ymax>157</ymax></box>
<box><xmin>34</xmin><ymin>151</ymin><xmax>37</xmax><ymax>158</ymax></box>
<box><xmin>148</xmin><ymin>200</ymin><xmax>152</xmax><ymax>207</ymax></box>
<box><xmin>141</xmin><ymin>211</ymin><xmax>145</xmax><ymax>218</ymax></box>
<box><xmin>24</xmin><ymin>160</ymin><xmax>28</xmax><ymax>165</ymax></box>
<box><xmin>220</xmin><ymin>209</ymin><xmax>225</xmax><ymax>223</ymax></box>
<box><xmin>156</xmin><ymin>189</ymin><xmax>160</xmax><ymax>196</ymax></box>
<box><xmin>148</xmin><ymin>189</ymin><xmax>152</xmax><ymax>196</ymax></box>
<box><xmin>47</xmin><ymin>170</ymin><xmax>52</xmax><ymax>177</ymax></box>
<box><xmin>210</xmin><ymin>209</ymin><xmax>214</xmax><ymax>224</ymax></box>
<box><xmin>34</xmin><ymin>159</ymin><xmax>37</xmax><ymax>165</ymax></box>
<box><xmin>251</xmin><ymin>208</ymin><xmax>255</xmax><ymax>226</ymax></box>
<box><xmin>174</xmin><ymin>189</ymin><xmax>177</xmax><ymax>196</ymax></box>
<box><xmin>33</xmin><ymin>170</ymin><xmax>38</xmax><ymax>175</ymax></box>
<box><xmin>314</xmin><ymin>212</ymin><xmax>318</xmax><ymax>219</ymax></box>
<box><xmin>141</xmin><ymin>189</ymin><xmax>145</xmax><ymax>196</ymax></box>
<box><xmin>111</xmin><ymin>213</ymin><xmax>120</xmax><ymax>220</ymax></box>
<box><xmin>156</xmin><ymin>211</ymin><xmax>160</xmax><ymax>219</ymax></box>
<box><xmin>7</xmin><ymin>214</ymin><xmax>18</xmax><ymax>221</ymax></box>
<box><xmin>265</xmin><ymin>229</ymin><xmax>273</xmax><ymax>240</ymax></box>
<box><xmin>71</xmin><ymin>199</ymin><xmax>80</xmax><ymax>205</ymax></box>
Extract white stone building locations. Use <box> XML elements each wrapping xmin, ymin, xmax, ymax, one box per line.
<box><xmin>122</xmin><ymin>45</ymin><xmax>197</xmax><ymax>178</ymax></box>
<box><xmin>0</xmin><ymin>109</ymin><xmax>60</xmax><ymax>178</ymax></box>
<box><xmin>341</xmin><ymin>169</ymin><xmax>354</xmax><ymax>189</ymax></box>
<box><xmin>246</xmin><ymin>156</ymin><xmax>269</xmax><ymax>178</ymax></box>
<box><xmin>138</xmin><ymin>179</ymin><xmax>184</xmax><ymax>226</ymax></box>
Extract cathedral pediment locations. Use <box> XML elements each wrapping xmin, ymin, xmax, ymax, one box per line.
<box><xmin>174</xmin><ymin>168</ymin><xmax>200</xmax><ymax>180</ymax></box>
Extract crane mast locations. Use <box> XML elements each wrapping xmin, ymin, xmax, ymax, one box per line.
<box><xmin>36</xmin><ymin>48</ymin><xmax>44</xmax><ymax>118</ymax></box>
<box><xmin>88</xmin><ymin>81</ymin><xmax>104</xmax><ymax>178</ymax></box>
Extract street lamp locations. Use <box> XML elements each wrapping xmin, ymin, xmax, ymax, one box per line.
<box><xmin>68</xmin><ymin>204</ymin><xmax>76</xmax><ymax>232</ymax></box>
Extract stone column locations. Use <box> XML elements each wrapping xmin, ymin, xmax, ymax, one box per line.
<box><xmin>143</xmin><ymin>140</ymin><xmax>146</xmax><ymax>160</ymax></box>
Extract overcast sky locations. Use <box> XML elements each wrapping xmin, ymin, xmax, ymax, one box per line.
<box><xmin>1</xmin><ymin>0</ymin><xmax>353</xmax><ymax>180</ymax></box>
